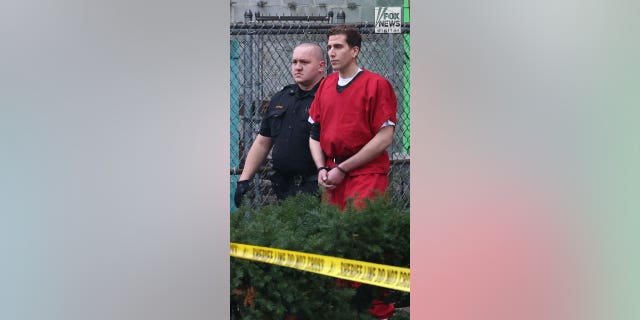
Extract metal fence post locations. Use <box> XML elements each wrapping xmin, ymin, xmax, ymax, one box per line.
<box><xmin>387</xmin><ymin>32</ymin><xmax>400</xmax><ymax>154</ymax></box>
<box><xmin>252</xmin><ymin>33</ymin><xmax>264</xmax><ymax>205</ymax></box>
<box><xmin>242</xmin><ymin>33</ymin><xmax>253</xmax><ymax>170</ymax></box>
<box><xmin>230</xmin><ymin>39</ymin><xmax>242</xmax><ymax>211</ymax></box>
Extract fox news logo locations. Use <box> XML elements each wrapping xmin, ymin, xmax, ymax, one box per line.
<box><xmin>375</xmin><ymin>7</ymin><xmax>401</xmax><ymax>33</ymax></box>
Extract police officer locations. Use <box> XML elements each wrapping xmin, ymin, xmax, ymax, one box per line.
<box><xmin>234</xmin><ymin>42</ymin><xmax>326</xmax><ymax>207</ymax></box>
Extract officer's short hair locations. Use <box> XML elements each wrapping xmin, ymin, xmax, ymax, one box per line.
<box><xmin>295</xmin><ymin>42</ymin><xmax>325</xmax><ymax>62</ymax></box>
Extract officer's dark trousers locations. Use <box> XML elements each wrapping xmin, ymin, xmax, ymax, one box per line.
<box><xmin>270</xmin><ymin>174</ymin><xmax>319</xmax><ymax>200</ymax></box>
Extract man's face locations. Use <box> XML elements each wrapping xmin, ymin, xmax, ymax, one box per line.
<box><xmin>327</xmin><ymin>34</ymin><xmax>358</xmax><ymax>72</ymax></box>
<box><xmin>290</xmin><ymin>46</ymin><xmax>324</xmax><ymax>87</ymax></box>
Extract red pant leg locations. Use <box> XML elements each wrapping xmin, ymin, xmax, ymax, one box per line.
<box><xmin>328</xmin><ymin>174</ymin><xmax>388</xmax><ymax>210</ymax></box>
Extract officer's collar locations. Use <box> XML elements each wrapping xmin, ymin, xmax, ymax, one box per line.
<box><xmin>290</xmin><ymin>79</ymin><xmax>323</xmax><ymax>98</ymax></box>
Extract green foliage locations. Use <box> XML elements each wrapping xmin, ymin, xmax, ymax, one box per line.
<box><xmin>390</xmin><ymin>310</ymin><xmax>411</xmax><ymax>320</ymax></box>
<box><xmin>231</xmin><ymin>193</ymin><xmax>410</xmax><ymax>319</ymax></box>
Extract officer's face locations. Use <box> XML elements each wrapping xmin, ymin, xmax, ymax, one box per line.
<box><xmin>327</xmin><ymin>34</ymin><xmax>359</xmax><ymax>72</ymax></box>
<box><xmin>290</xmin><ymin>46</ymin><xmax>325</xmax><ymax>88</ymax></box>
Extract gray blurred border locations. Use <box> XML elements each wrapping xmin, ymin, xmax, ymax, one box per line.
<box><xmin>1</xmin><ymin>1</ymin><xmax>228</xmax><ymax>319</ymax></box>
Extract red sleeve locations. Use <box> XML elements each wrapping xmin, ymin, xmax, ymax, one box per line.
<box><xmin>308</xmin><ymin>81</ymin><xmax>324</xmax><ymax>123</ymax></box>
<box><xmin>369</xmin><ymin>77</ymin><xmax>398</xmax><ymax>132</ymax></box>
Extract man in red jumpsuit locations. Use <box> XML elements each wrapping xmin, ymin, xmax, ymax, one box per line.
<box><xmin>308</xmin><ymin>24</ymin><xmax>397</xmax><ymax>320</ymax></box>
<box><xmin>308</xmin><ymin>25</ymin><xmax>397</xmax><ymax>211</ymax></box>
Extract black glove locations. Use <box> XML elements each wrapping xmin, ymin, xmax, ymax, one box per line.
<box><xmin>234</xmin><ymin>180</ymin><xmax>251</xmax><ymax>207</ymax></box>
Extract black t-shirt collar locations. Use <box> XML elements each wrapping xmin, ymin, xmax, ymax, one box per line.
<box><xmin>292</xmin><ymin>79</ymin><xmax>323</xmax><ymax>98</ymax></box>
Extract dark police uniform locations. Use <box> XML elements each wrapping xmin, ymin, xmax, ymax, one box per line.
<box><xmin>259</xmin><ymin>81</ymin><xmax>321</xmax><ymax>199</ymax></box>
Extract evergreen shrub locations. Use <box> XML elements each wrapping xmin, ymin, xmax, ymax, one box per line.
<box><xmin>230</xmin><ymin>192</ymin><xmax>410</xmax><ymax>319</ymax></box>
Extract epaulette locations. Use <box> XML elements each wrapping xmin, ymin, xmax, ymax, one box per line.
<box><xmin>282</xmin><ymin>83</ymin><xmax>297</xmax><ymax>95</ymax></box>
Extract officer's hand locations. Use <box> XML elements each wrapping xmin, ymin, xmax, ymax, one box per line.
<box><xmin>234</xmin><ymin>180</ymin><xmax>252</xmax><ymax>207</ymax></box>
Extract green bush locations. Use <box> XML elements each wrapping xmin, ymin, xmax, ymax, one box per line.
<box><xmin>230</xmin><ymin>192</ymin><xmax>410</xmax><ymax>319</ymax></box>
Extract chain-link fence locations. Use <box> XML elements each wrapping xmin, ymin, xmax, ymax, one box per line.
<box><xmin>230</xmin><ymin>22</ymin><xmax>410</xmax><ymax>210</ymax></box>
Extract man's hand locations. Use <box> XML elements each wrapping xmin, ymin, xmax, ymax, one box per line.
<box><xmin>234</xmin><ymin>180</ymin><xmax>252</xmax><ymax>207</ymax></box>
<box><xmin>317</xmin><ymin>167</ymin><xmax>336</xmax><ymax>190</ymax></box>
<box><xmin>325</xmin><ymin>167</ymin><xmax>346</xmax><ymax>186</ymax></box>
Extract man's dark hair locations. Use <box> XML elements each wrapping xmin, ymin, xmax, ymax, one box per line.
<box><xmin>327</xmin><ymin>25</ymin><xmax>362</xmax><ymax>50</ymax></box>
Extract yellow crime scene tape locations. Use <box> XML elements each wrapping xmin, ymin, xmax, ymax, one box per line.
<box><xmin>230</xmin><ymin>242</ymin><xmax>410</xmax><ymax>292</ymax></box>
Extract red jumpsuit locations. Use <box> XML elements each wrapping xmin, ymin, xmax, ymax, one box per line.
<box><xmin>309</xmin><ymin>69</ymin><xmax>397</xmax><ymax>210</ymax></box>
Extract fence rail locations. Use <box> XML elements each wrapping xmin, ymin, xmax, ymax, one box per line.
<box><xmin>230</xmin><ymin>22</ymin><xmax>411</xmax><ymax>34</ymax></box>
<box><xmin>230</xmin><ymin>22</ymin><xmax>410</xmax><ymax>209</ymax></box>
